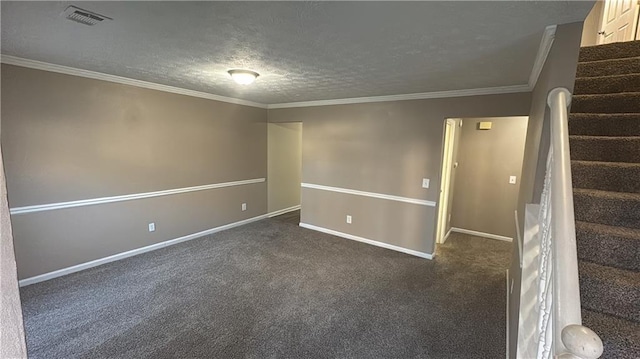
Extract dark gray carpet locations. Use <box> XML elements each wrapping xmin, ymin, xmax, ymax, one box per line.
<box><xmin>20</xmin><ymin>212</ymin><xmax>510</xmax><ymax>359</ymax></box>
<box><xmin>573</xmin><ymin>40</ymin><xmax>640</xmax><ymax>358</ymax></box>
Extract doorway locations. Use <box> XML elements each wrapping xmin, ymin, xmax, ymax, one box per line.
<box><xmin>436</xmin><ymin>118</ymin><xmax>457</xmax><ymax>244</ymax></box>
<box><xmin>267</xmin><ymin>122</ymin><xmax>302</xmax><ymax>218</ymax></box>
<box><xmin>582</xmin><ymin>0</ymin><xmax>640</xmax><ymax>46</ymax></box>
<box><xmin>600</xmin><ymin>0</ymin><xmax>640</xmax><ymax>43</ymax></box>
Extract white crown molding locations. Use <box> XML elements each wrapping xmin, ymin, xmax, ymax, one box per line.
<box><xmin>451</xmin><ymin>227</ymin><xmax>513</xmax><ymax>242</ymax></box>
<box><xmin>10</xmin><ymin>178</ymin><xmax>266</xmax><ymax>215</ymax></box>
<box><xmin>18</xmin><ymin>213</ymin><xmax>270</xmax><ymax>286</ymax></box>
<box><xmin>0</xmin><ymin>55</ymin><xmax>268</xmax><ymax>109</ymax></box>
<box><xmin>528</xmin><ymin>25</ymin><xmax>557</xmax><ymax>89</ymax></box>
<box><xmin>299</xmin><ymin>222</ymin><xmax>433</xmax><ymax>260</ymax></box>
<box><xmin>301</xmin><ymin>183</ymin><xmax>436</xmax><ymax>207</ymax></box>
<box><xmin>3</xmin><ymin>24</ymin><xmax>557</xmax><ymax>110</ymax></box>
<box><xmin>267</xmin><ymin>84</ymin><xmax>531</xmax><ymax>109</ymax></box>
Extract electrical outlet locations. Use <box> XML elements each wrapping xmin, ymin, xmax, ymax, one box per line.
<box><xmin>346</xmin><ymin>215</ymin><xmax>352</xmax><ymax>224</ymax></box>
<box><xmin>241</xmin><ymin>203</ymin><xmax>247</xmax><ymax>211</ymax></box>
<box><xmin>148</xmin><ymin>223</ymin><xmax>155</xmax><ymax>232</ymax></box>
<box><xmin>422</xmin><ymin>178</ymin><xmax>430</xmax><ymax>188</ymax></box>
<box><xmin>509</xmin><ymin>176</ymin><xmax>517</xmax><ymax>184</ymax></box>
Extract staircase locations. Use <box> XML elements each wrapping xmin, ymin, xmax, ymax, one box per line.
<box><xmin>570</xmin><ymin>41</ymin><xmax>640</xmax><ymax>358</ymax></box>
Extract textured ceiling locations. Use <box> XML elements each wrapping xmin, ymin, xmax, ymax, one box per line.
<box><xmin>1</xmin><ymin>1</ymin><xmax>593</xmax><ymax>105</ymax></box>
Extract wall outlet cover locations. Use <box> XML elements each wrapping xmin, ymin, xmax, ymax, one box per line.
<box><xmin>422</xmin><ymin>178</ymin><xmax>430</xmax><ymax>188</ymax></box>
<box><xmin>241</xmin><ymin>203</ymin><xmax>247</xmax><ymax>211</ymax></box>
<box><xmin>346</xmin><ymin>215</ymin><xmax>352</xmax><ymax>224</ymax></box>
<box><xmin>148</xmin><ymin>223</ymin><xmax>155</xmax><ymax>232</ymax></box>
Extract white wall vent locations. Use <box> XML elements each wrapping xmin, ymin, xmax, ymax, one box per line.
<box><xmin>62</xmin><ymin>6</ymin><xmax>112</xmax><ymax>26</ymax></box>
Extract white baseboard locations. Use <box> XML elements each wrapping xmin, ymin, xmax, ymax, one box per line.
<box><xmin>450</xmin><ymin>227</ymin><xmax>513</xmax><ymax>242</ymax></box>
<box><xmin>267</xmin><ymin>205</ymin><xmax>301</xmax><ymax>218</ymax></box>
<box><xmin>299</xmin><ymin>222</ymin><xmax>433</xmax><ymax>260</ymax></box>
<box><xmin>443</xmin><ymin>227</ymin><xmax>453</xmax><ymax>244</ymax></box>
<box><xmin>19</xmin><ymin>213</ymin><xmax>270</xmax><ymax>287</ymax></box>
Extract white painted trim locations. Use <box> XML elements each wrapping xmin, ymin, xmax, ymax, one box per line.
<box><xmin>0</xmin><ymin>55</ymin><xmax>267</xmax><ymax>109</ymax></box>
<box><xmin>515</xmin><ymin>209</ymin><xmax>523</xmax><ymax>268</ymax></box>
<box><xmin>528</xmin><ymin>25</ymin><xmax>557</xmax><ymax>89</ymax></box>
<box><xmin>299</xmin><ymin>223</ymin><xmax>433</xmax><ymax>260</ymax></box>
<box><xmin>443</xmin><ymin>227</ymin><xmax>453</xmax><ymax>244</ymax></box>
<box><xmin>10</xmin><ymin>178</ymin><xmax>266</xmax><ymax>215</ymax></box>
<box><xmin>18</xmin><ymin>213</ymin><xmax>269</xmax><ymax>286</ymax></box>
<box><xmin>450</xmin><ymin>227</ymin><xmax>513</xmax><ymax>242</ymax></box>
<box><xmin>301</xmin><ymin>183</ymin><xmax>436</xmax><ymax>207</ymax></box>
<box><xmin>267</xmin><ymin>84</ymin><xmax>530</xmax><ymax>109</ymax></box>
<box><xmin>2</xmin><ymin>24</ymin><xmax>556</xmax><ymax>111</ymax></box>
<box><xmin>506</xmin><ymin>269</ymin><xmax>510</xmax><ymax>359</ymax></box>
<box><xmin>267</xmin><ymin>205</ymin><xmax>301</xmax><ymax>218</ymax></box>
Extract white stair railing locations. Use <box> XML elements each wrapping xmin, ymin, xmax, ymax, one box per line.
<box><xmin>536</xmin><ymin>88</ymin><xmax>603</xmax><ymax>359</ymax></box>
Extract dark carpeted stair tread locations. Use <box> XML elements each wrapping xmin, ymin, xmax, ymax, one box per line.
<box><xmin>574</xmin><ymin>73</ymin><xmax>640</xmax><ymax>95</ymax></box>
<box><xmin>582</xmin><ymin>309</ymin><xmax>640</xmax><ymax>359</ymax></box>
<box><xmin>569</xmin><ymin>113</ymin><xmax>640</xmax><ymax>136</ymax></box>
<box><xmin>576</xmin><ymin>56</ymin><xmax>640</xmax><ymax>78</ymax></box>
<box><xmin>573</xmin><ymin>41</ymin><xmax>640</xmax><ymax>358</ymax></box>
<box><xmin>572</xmin><ymin>161</ymin><xmax>640</xmax><ymax>193</ymax></box>
<box><xmin>579</xmin><ymin>261</ymin><xmax>640</xmax><ymax>322</ymax></box>
<box><xmin>579</xmin><ymin>40</ymin><xmax>640</xmax><ymax>62</ymax></box>
<box><xmin>571</xmin><ymin>93</ymin><xmax>640</xmax><ymax>113</ymax></box>
<box><xmin>570</xmin><ymin>136</ymin><xmax>640</xmax><ymax>163</ymax></box>
<box><xmin>576</xmin><ymin>221</ymin><xmax>640</xmax><ymax>271</ymax></box>
<box><xmin>573</xmin><ymin>188</ymin><xmax>640</xmax><ymax>229</ymax></box>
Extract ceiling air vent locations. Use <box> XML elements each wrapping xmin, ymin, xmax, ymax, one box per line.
<box><xmin>62</xmin><ymin>6</ymin><xmax>112</xmax><ymax>26</ymax></box>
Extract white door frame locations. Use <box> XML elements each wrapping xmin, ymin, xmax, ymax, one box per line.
<box><xmin>436</xmin><ymin>118</ymin><xmax>457</xmax><ymax>244</ymax></box>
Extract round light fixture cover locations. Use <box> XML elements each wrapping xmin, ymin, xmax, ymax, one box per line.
<box><xmin>228</xmin><ymin>69</ymin><xmax>259</xmax><ymax>85</ymax></box>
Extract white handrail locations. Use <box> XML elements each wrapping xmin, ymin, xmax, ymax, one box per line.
<box><xmin>546</xmin><ymin>88</ymin><xmax>603</xmax><ymax>359</ymax></box>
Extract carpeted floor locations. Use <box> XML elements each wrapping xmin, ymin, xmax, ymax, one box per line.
<box><xmin>20</xmin><ymin>211</ymin><xmax>511</xmax><ymax>359</ymax></box>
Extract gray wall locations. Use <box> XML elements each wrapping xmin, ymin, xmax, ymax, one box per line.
<box><xmin>581</xmin><ymin>1</ymin><xmax>604</xmax><ymax>47</ymax></box>
<box><xmin>269</xmin><ymin>93</ymin><xmax>531</xmax><ymax>255</ymax></box>
<box><xmin>267</xmin><ymin>123</ymin><xmax>302</xmax><ymax>213</ymax></box>
<box><xmin>1</xmin><ymin>64</ymin><xmax>268</xmax><ymax>279</ymax></box>
<box><xmin>450</xmin><ymin>117</ymin><xmax>528</xmax><ymax>239</ymax></box>
<box><xmin>509</xmin><ymin>22</ymin><xmax>583</xmax><ymax>358</ymax></box>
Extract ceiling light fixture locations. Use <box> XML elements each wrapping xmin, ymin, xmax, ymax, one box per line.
<box><xmin>228</xmin><ymin>69</ymin><xmax>259</xmax><ymax>85</ymax></box>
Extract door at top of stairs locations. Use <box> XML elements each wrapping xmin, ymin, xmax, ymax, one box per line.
<box><xmin>599</xmin><ymin>0</ymin><xmax>640</xmax><ymax>44</ymax></box>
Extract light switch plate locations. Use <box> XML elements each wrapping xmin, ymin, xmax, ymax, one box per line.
<box><xmin>346</xmin><ymin>215</ymin><xmax>352</xmax><ymax>224</ymax></box>
<box><xmin>509</xmin><ymin>176</ymin><xmax>517</xmax><ymax>184</ymax></box>
<box><xmin>422</xmin><ymin>178</ymin><xmax>430</xmax><ymax>188</ymax></box>
<box><xmin>242</xmin><ymin>203</ymin><xmax>247</xmax><ymax>211</ymax></box>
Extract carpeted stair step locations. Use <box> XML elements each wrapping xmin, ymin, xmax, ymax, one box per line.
<box><xmin>573</xmin><ymin>188</ymin><xmax>640</xmax><ymax>229</ymax></box>
<box><xmin>569</xmin><ymin>113</ymin><xmax>640</xmax><ymax>136</ymax></box>
<box><xmin>579</xmin><ymin>40</ymin><xmax>640</xmax><ymax>62</ymax></box>
<box><xmin>576</xmin><ymin>57</ymin><xmax>640</xmax><ymax>78</ymax></box>
<box><xmin>571</xmin><ymin>93</ymin><xmax>640</xmax><ymax>113</ymax></box>
<box><xmin>572</xmin><ymin>161</ymin><xmax>640</xmax><ymax>193</ymax></box>
<box><xmin>574</xmin><ymin>73</ymin><xmax>640</xmax><ymax>95</ymax></box>
<box><xmin>576</xmin><ymin>221</ymin><xmax>640</xmax><ymax>271</ymax></box>
<box><xmin>570</xmin><ymin>136</ymin><xmax>640</xmax><ymax>163</ymax></box>
<box><xmin>582</xmin><ymin>309</ymin><xmax>640</xmax><ymax>359</ymax></box>
<box><xmin>579</xmin><ymin>261</ymin><xmax>640</xmax><ymax>322</ymax></box>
